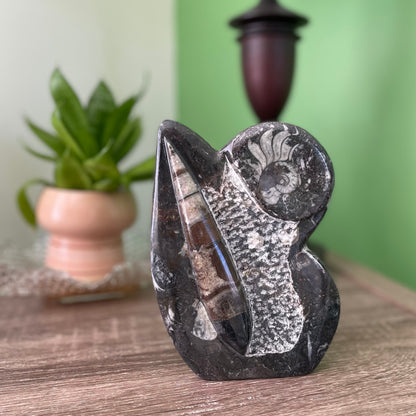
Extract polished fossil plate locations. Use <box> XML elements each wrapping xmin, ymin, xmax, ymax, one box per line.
<box><xmin>151</xmin><ymin>120</ymin><xmax>340</xmax><ymax>380</ymax></box>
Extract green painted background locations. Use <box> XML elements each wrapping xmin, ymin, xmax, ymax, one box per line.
<box><xmin>176</xmin><ymin>0</ymin><xmax>416</xmax><ymax>290</ymax></box>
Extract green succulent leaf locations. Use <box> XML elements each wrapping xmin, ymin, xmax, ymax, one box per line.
<box><xmin>25</xmin><ymin>118</ymin><xmax>65</xmax><ymax>156</ymax></box>
<box><xmin>55</xmin><ymin>152</ymin><xmax>93</xmax><ymax>189</ymax></box>
<box><xmin>16</xmin><ymin>179</ymin><xmax>50</xmax><ymax>227</ymax></box>
<box><xmin>101</xmin><ymin>90</ymin><xmax>144</xmax><ymax>146</ymax></box>
<box><xmin>111</xmin><ymin>117</ymin><xmax>142</xmax><ymax>163</ymax></box>
<box><xmin>18</xmin><ymin>69</ymin><xmax>152</xmax><ymax>230</ymax></box>
<box><xmin>86</xmin><ymin>81</ymin><xmax>116</xmax><ymax>141</ymax></box>
<box><xmin>123</xmin><ymin>155</ymin><xmax>155</xmax><ymax>185</ymax></box>
<box><xmin>83</xmin><ymin>141</ymin><xmax>119</xmax><ymax>181</ymax></box>
<box><xmin>50</xmin><ymin>68</ymin><xmax>99</xmax><ymax>157</ymax></box>
<box><xmin>93</xmin><ymin>178</ymin><xmax>121</xmax><ymax>192</ymax></box>
<box><xmin>23</xmin><ymin>144</ymin><xmax>56</xmax><ymax>162</ymax></box>
<box><xmin>51</xmin><ymin>110</ymin><xmax>86</xmax><ymax>160</ymax></box>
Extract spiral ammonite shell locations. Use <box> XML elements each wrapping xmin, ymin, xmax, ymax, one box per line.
<box><xmin>231</xmin><ymin>123</ymin><xmax>334</xmax><ymax>221</ymax></box>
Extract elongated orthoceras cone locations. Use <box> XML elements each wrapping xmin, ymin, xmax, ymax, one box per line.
<box><xmin>165</xmin><ymin>140</ymin><xmax>250</xmax><ymax>354</ymax></box>
<box><xmin>151</xmin><ymin>120</ymin><xmax>340</xmax><ymax>380</ymax></box>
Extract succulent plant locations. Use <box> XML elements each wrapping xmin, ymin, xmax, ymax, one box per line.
<box><xmin>17</xmin><ymin>68</ymin><xmax>155</xmax><ymax>226</ymax></box>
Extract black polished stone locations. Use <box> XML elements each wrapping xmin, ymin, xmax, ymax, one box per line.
<box><xmin>151</xmin><ymin>120</ymin><xmax>340</xmax><ymax>380</ymax></box>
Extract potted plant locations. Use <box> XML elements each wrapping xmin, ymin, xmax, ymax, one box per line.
<box><xmin>17</xmin><ymin>68</ymin><xmax>154</xmax><ymax>283</ymax></box>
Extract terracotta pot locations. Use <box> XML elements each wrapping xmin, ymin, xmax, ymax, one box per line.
<box><xmin>36</xmin><ymin>187</ymin><xmax>137</xmax><ymax>283</ymax></box>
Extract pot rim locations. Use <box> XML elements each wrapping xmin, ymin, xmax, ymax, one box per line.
<box><xmin>41</xmin><ymin>185</ymin><xmax>133</xmax><ymax>196</ymax></box>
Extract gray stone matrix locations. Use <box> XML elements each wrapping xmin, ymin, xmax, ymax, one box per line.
<box><xmin>203</xmin><ymin>163</ymin><xmax>304</xmax><ymax>356</ymax></box>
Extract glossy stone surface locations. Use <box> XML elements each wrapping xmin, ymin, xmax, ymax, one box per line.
<box><xmin>151</xmin><ymin>120</ymin><xmax>340</xmax><ymax>380</ymax></box>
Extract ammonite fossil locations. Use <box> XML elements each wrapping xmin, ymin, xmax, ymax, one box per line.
<box><xmin>151</xmin><ymin>120</ymin><xmax>340</xmax><ymax>380</ymax></box>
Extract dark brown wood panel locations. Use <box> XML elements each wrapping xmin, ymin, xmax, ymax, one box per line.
<box><xmin>0</xmin><ymin>255</ymin><xmax>415</xmax><ymax>415</ymax></box>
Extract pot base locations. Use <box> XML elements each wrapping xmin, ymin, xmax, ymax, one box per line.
<box><xmin>46</xmin><ymin>235</ymin><xmax>125</xmax><ymax>283</ymax></box>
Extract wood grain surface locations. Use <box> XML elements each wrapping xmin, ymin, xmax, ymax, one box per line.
<box><xmin>0</xmin><ymin>255</ymin><xmax>415</xmax><ymax>416</ymax></box>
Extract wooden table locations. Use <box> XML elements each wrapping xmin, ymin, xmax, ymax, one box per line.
<box><xmin>1</xmin><ymin>253</ymin><xmax>415</xmax><ymax>415</ymax></box>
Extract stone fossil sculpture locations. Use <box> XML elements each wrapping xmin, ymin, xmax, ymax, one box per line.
<box><xmin>151</xmin><ymin>120</ymin><xmax>340</xmax><ymax>380</ymax></box>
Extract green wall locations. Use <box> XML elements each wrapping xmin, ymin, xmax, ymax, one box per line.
<box><xmin>177</xmin><ymin>0</ymin><xmax>416</xmax><ymax>290</ymax></box>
